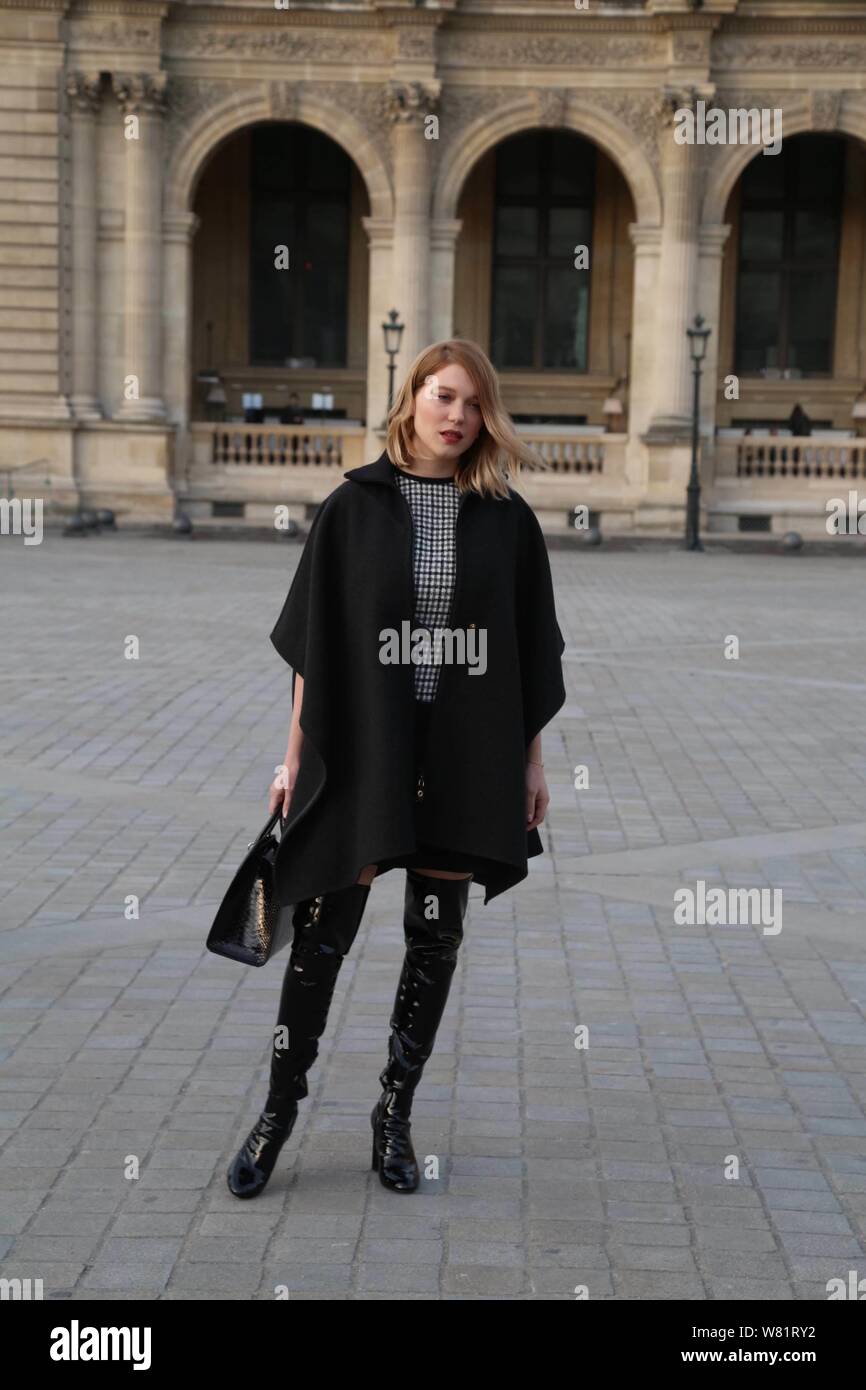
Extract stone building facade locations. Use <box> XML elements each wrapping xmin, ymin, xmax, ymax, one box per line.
<box><xmin>2</xmin><ymin>0</ymin><xmax>866</xmax><ymax>536</ymax></box>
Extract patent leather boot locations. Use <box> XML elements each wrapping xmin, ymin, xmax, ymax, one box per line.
<box><xmin>371</xmin><ymin>870</ymin><xmax>471</xmax><ymax>1193</ymax></box>
<box><xmin>228</xmin><ymin>882</ymin><xmax>371</xmax><ymax>1199</ymax></box>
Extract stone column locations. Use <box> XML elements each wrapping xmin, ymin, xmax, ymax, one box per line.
<box><xmin>697</xmin><ymin>222</ymin><xmax>732</xmax><ymax>488</ymax></box>
<box><xmin>646</xmin><ymin>87</ymin><xmax>706</xmax><ymax>439</ymax></box>
<box><xmin>383</xmin><ymin>80</ymin><xmax>441</xmax><ymax>371</ymax></box>
<box><xmin>111</xmin><ymin>72</ymin><xmax>168</xmax><ymax>422</ymax></box>
<box><xmin>66</xmin><ymin>71</ymin><xmax>103</xmax><ymax>420</ymax></box>
<box><xmin>626</xmin><ymin>222</ymin><xmax>662</xmax><ymax>487</ymax></box>
<box><xmin>428</xmin><ymin>218</ymin><xmax>463</xmax><ymax>344</ymax></box>
<box><xmin>361</xmin><ymin>215</ymin><xmax>395</xmax><ymax>455</ymax></box>
<box><xmin>163</xmin><ymin>210</ymin><xmax>200</xmax><ymax>492</ymax></box>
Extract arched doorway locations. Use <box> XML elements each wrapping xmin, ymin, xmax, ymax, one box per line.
<box><xmin>454</xmin><ymin>127</ymin><xmax>636</xmax><ymax>431</ymax></box>
<box><xmin>717</xmin><ymin>132</ymin><xmax>858</xmax><ymax>421</ymax></box>
<box><xmin>191</xmin><ymin>121</ymin><xmax>371</xmax><ymax>429</ymax></box>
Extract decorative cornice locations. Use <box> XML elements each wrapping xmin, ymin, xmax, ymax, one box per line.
<box><xmin>628</xmin><ymin>223</ymin><xmax>663</xmax><ymax>251</ymax></box>
<box><xmin>67</xmin><ymin>1</ymin><xmax>166</xmax><ymax>12</ymax></box>
<box><xmin>163</xmin><ymin>210</ymin><xmax>201</xmax><ymax>243</ymax></box>
<box><xmin>714</xmin><ymin>36</ymin><xmax>866</xmax><ymax>68</ymax></box>
<box><xmin>68</xmin><ymin>9</ymin><xmax>164</xmax><ymax>52</ymax></box>
<box><xmin>440</xmin><ymin>30</ymin><xmax>660</xmax><ymax>67</ymax></box>
<box><xmin>167</xmin><ymin>25</ymin><xmax>385</xmax><ymax>60</ymax></box>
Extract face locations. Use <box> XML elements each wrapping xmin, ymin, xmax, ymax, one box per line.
<box><xmin>409</xmin><ymin>361</ymin><xmax>485</xmax><ymax>464</ymax></box>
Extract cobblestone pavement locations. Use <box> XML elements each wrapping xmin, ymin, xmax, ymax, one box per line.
<box><xmin>1</xmin><ymin>532</ymin><xmax>865</xmax><ymax>1301</ymax></box>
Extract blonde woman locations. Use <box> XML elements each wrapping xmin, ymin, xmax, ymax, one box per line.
<box><xmin>228</xmin><ymin>338</ymin><xmax>565</xmax><ymax>1198</ymax></box>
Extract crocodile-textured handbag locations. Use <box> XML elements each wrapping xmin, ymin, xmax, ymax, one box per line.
<box><xmin>206</xmin><ymin>809</ymin><xmax>294</xmax><ymax>967</ymax></box>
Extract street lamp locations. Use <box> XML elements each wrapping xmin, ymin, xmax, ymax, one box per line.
<box><xmin>382</xmin><ymin>309</ymin><xmax>404</xmax><ymax>416</ymax></box>
<box><xmin>685</xmin><ymin>313</ymin><xmax>711</xmax><ymax>551</ymax></box>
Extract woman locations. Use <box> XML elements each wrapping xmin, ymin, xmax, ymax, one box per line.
<box><xmin>227</xmin><ymin>338</ymin><xmax>566</xmax><ymax>1200</ymax></box>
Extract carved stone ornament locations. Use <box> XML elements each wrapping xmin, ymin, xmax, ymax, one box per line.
<box><xmin>65</xmin><ymin>71</ymin><xmax>103</xmax><ymax>117</ymax></box>
<box><xmin>440</xmin><ymin>30</ymin><xmax>657</xmax><ymax>68</ymax></box>
<box><xmin>381</xmin><ymin>80</ymin><xmax>442</xmax><ymax>125</ymax></box>
<box><xmin>169</xmin><ymin>26</ymin><xmax>376</xmax><ymax>63</ymax></box>
<box><xmin>70</xmin><ymin>19</ymin><xmax>160</xmax><ymax>52</ymax></box>
<box><xmin>535</xmin><ymin>88</ymin><xmax>570</xmax><ymax>129</ymax></box>
<box><xmin>809</xmin><ymin>89</ymin><xmax>844</xmax><ymax>132</ymax></box>
<box><xmin>657</xmin><ymin>84</ymin><xmax>716</xmax><ymax>129</ymax></box>
<box><xmin>163</xmin><ymin>77</ymin><xmax>232</xmax><ymax>161</ymax></box>
<box><xmin>714</xmin><ymin>38</ymin><xmax>866</xmax><ymax>71</ymax></box>
<box><xmin>269</xmin><ymin>81</ymin><xmax>308</xmax><ymax>122</ymax></box>
<box><xmin>111</xmin><ymin>71</ymin><xmax>169</xmax><ymax>118</ymax></box>
<box><xmin>393</xmin><ymin>23</ymin><xmax>438</xmax><ymax>64</ymax></box>
<box><xmin>671</xmin><ymin>29</ymin><xmax>711</xmax><ymax>67</ymax></box>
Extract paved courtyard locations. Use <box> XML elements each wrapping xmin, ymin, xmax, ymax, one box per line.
<box><xmin>1</xmin><ymin>529</ymin><xmax>865</xmax><ymax>1301</ymax></box>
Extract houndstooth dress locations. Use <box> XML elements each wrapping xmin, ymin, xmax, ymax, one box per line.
<box><xmin>372</xmin><ymin>464</ymin><xmax>485</xmax><ymax>878</ymax></box>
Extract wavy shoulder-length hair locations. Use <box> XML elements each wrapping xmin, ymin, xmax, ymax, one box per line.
<box><xmin>385</xmin><ymin>338</ymin><xmax>542</xmax><ymax>500</ymax></box>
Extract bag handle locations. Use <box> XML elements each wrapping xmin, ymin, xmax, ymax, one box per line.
<box><xmin>247</xmin><ymin>807</ymin><xmax>288</xmax><ymax>851</ymax></box>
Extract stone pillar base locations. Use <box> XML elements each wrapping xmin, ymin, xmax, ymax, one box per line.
<box><xmin>69</xmin><ymin>395</ymin><xmax>103</xmax><ymax>422</ymax></box>
<box><xmin>114</xmin><ymin>399</ymin><xmax>168</xmax><ymax>424</ymax></box>
<box><xmin>644</xmin><ymin>418</ymin><xmax>693</xmax><ymax>445</ymax></box>
<box><xmin>76</xmin><ymin>421</ymin><xmax>176</xmax><ymax>523</ymax></box>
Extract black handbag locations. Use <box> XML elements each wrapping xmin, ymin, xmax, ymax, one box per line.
<box><xmin>206</xmin><ymin>808</ymin><xmax>295</xmax><ymax>967</ymax></box>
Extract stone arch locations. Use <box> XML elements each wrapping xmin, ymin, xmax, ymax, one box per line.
<box><xmin>164</xmin><ymin>84</ymin><xmax>393</xmax><ymax>222</ymax></box>
<box><xmin>701</xmin><ymin>98</ymin><xmax>866</xmax><ymax>224</ymax></box>
<box><xmin>432</xmin><ymin>96</ymin><xmax>661</xmax><ymax>227</ymax></box>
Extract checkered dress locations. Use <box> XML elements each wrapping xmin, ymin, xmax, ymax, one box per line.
<box><xmin>394</xmin><ymin>466</ymin><xmax>461</xmax><ymax>703</ymax></box>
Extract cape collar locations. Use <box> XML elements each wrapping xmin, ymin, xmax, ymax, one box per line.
<box><xmin>345</xmin><ymin>450</ymin><xmax>466</xmax><ymax>490</ymax></box>
<box><xmin>343</xmin><ymin>450</ymin><xmax>400</xmax><ymax>487</ymax></box>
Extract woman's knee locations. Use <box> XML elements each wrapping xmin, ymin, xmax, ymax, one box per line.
<box><xmin>356</xmin><ymin>863</ymin><xmax>379</xmax><ymax>886</ymax></box>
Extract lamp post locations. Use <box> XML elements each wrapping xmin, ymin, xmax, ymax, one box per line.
<box><xmin>685</xmin><ymin>313</ymin><xmax>711</xmax><ymax>551</ymax></box>
<box><xmin>382</xmin><ymin>309</ymin><xmax>404</xmax><ymax>416</ymax></box>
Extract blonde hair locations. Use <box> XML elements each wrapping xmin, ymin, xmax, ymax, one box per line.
<box><xmin>385</xmin><ymin>338</ymin><xmax>542</xmax><ymax>500</ymax></box>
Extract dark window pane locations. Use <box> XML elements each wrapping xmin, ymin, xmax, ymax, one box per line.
<box><xmin>306</xmin><ymin>129</ymin><xmax>351</xmax><ymax>191</ymax></box>
<box><xmin>741</xmin><ymin>147</ymin><xmax>785</xmax><ymax>199</ymax></box>
<box><xmin>495</xmin><ymin>205</ymin><xmax>538</xmax><ymax>256</ymax></box>
<box><xmin>491</xmin><ymin>267</ymin><xmax>536</xmax><ymax>367</ymax></box>
<box><xmin>736</xmin><ymin>271</ymin><xmax>781</xmax><ymax>373</ymax></box>
<box><xmin>795</xmin><ymin>137</ymin><xmax>844</xmax><ymax>199</ymax></box>
<box><xmin>792</xmin><ymin>208</ymin><xmax>838</xmax><ymax>260</ymax></box>
<box><xmin>734</xmin><ymin>134</ymin><xmax>843</xmax><ymax>375</ymax></box>
<box><xmin>495</xmin><ymin>133</ymin><xmax>540</xmax><ymax>196</ymax></box>
<box><xmin>787</xmin><ymin>270</ymin><xmax>835</xmax><ymax>372</ymax></box>
<box><xmin>740</xmin><ymin>210</ymin><xmax>784</xmax><ymax>260</ymax></box>
<box><xmin>306</xmin><ymin>201</ymin><xmax>347</xmax><ymax>259</ymax></box>
<box><xmin>544</xmin><ymin>268</ymin><xmax>589</xmax><ymax>370</ymax></box>
<box><xmin>549</xmin><ymin>133</ymin><xmax>595</xmax><ymax>197</ymax></box>
<box><xmin>548</xmin><ymin>206</ymin><xmax>592</xmax><ymax>258</ymax></box>
<box><xmin>249</xmin><ymin>125</ymin><xmax>350</xmax><ymax>366</ymax></box>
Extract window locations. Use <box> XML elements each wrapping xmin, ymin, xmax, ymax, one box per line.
<box><xmin>249</xmin><ymin>124</ymin><xmax>351</xmax><ymax>367</ymax></box>
<box><xmin>490</xmin><ymin>130</ymin><xmax>596</xmax><ymax>371</ymax></box>
<box><xmin>734</xmin><ymin>135</ymin><xmax>844</xmax><ymax>376</ymax></box>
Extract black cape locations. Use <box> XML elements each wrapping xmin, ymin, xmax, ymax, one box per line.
<box><xmin>269</xmin><ymin>449</ymin><xmax>565</xmax><ymax>907</ymax></box>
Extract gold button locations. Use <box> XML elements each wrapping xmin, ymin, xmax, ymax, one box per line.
<box><xmin>468</xmin><ymin>622</ymin><xmax>475</xmax><ymax>629</ymax></box>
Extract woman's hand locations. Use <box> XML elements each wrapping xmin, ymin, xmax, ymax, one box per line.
<box><xmin>268</xmin><ymin>754</ymin><xmax>300</xmax><ymax>821</ymax></box>
<box><xmin>525</xmin><ymin>762</ymin><xmax>550</xmax><ymax>831</ymax></box>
